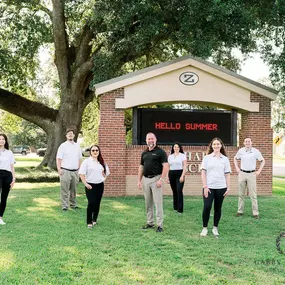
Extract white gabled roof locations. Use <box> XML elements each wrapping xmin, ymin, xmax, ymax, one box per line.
<box><xmin>95</xmin><ymin>54</ymin><xmax>278</xmax><ymax>100</ymax></box>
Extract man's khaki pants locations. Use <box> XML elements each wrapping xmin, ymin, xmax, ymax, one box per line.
<box><xmin>237</xmin><ymin>171</ymin><xmax>259</xmax><ymax>216</ymax></box>
<box><xmin>142</xmin><ymin>176</ymin><xmax>164</xmax><ymax>228</ymax></box>
<box><xmin>60</xmin><ymin>170</ymin><xmax>79</xmax><ymax>209</ymax></box>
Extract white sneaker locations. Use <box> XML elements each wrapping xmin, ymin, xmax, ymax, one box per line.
<box><xmin>0</xmin><ymin>219</ymin><xmax>6</xmax><ymax>225</ymax></box>
<box><xmin>200</xmin><ymin>227</ymin><xmax>208</xmax><ymax>236</ymax></box>
<box><xmin>212</xmin><ymin>227</ymin><xmax>219</xmax><ymax>236</ymax></box>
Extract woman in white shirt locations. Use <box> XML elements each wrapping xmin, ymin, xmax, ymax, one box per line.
<box><xmin>168</xmin><ymin>143</ymin><xmax>187</xmax><ymax>214</ymax></box>
<box><xmin>0</xmin><ymin>134</ymin><xmax>16</xmax><ymax>225</ymax></box>
<box><xmin>200</xmin><ymin>137</ymin><xmax>231</xmax><ymax>237</ymax></box>
<box><xmin>79</xmin><ymin>145</ymin><xmax>110</xmax><ymax>228</ymax></box>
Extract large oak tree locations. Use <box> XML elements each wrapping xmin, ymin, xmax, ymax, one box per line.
<box><xmin>0</xmin><ymin>0</ymin><xmax>262</xmax><ymax>168</ymax></box>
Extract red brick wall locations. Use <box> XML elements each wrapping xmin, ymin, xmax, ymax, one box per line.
<box><xmin>99</xmin><ymin>89</ymin><xmax>126</xmax><ymax>196</ymax></box>
<box><xmin>239</xmin><ymin>93</ymin><xmax>272</xmax><ymax>195</ymax></box>
<box><xmin>99</xmin><ymin>89</ymin><xmax>273</xmax><ymax>197</ymax></box>
<box><xmin>125</xmin><ymin>145</ymin><xmax>239</xmax><ymax>196</ymax></box>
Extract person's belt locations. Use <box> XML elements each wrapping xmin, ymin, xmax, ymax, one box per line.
<box><xmin>61</xmin><ymin>167</ymin><xmax>78</xmax><ymax>172</ymax></box>
<box><xmin>144</xmin><ymin>174</ymin><xmax>158</xmax><ymax>178</ymax></box>
<box><xmin>241</xmin><ymin>169</ymin><xmax>255</xmax><ymax>173</ymax></box>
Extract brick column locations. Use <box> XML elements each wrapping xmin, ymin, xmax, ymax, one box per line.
<box><xmin>240</xmin><ymin>93</ymin><xmax>273</xmax><ymax>195</ymax></box>
<box><xmin>99</xmin><ymin>89</ymin><xmax>126</xmax><ymax>196</ymax></box>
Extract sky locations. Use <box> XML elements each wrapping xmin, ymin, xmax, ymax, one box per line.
<box><xmin>238</xmin><ymin>53</ymin><xmax>270</xmax><ymax>82</ymax></box>
<box><xmin>39</xmin><ymin>47</ymin><xmax>271</xmax><ymax>84</ymax></box>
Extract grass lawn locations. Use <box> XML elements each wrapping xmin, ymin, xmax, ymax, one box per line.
<box><xmin>1</xmin><ymin>179</ymin><xmax>285</xmax><ymax>285</ymax></box>
<box><xmin>14</xmin><ymin>156</ymin><xmax>43</xmax><ymax>167</ymax></box>
<box><xmin>14</xmin><ymin>157</ymin><xmax>58</xmax><ymax>182</ymax></box>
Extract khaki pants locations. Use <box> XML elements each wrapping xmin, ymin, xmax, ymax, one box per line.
<box><xmin>237</xmin><ymin>171</ymin><xmax>259</xmax><ymax>216</ymax></box>
<box><xmin>60</xmin><ymin>170</ymin><xmax>79</xmax><ymax>209</ymax></box>
<box><xmin>142</xmin><ymin>175</ymin><xmax>164</xmax><ymax>228</ymax></box>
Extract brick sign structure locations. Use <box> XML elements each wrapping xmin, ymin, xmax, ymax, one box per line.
<box><xmin>95</xmin><ymin>55</ymin><xmax>277</xmax><ymax>196</ymax></box>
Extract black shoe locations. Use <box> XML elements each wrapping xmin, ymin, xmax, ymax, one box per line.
<box><xmin>156</xmin><ymin>226</ymin><xmax>163</xmax><ymax>232</ymax></box>
<box><xmin>62</xmin><ymin>208</ymin><xmax>68</xmax><ymax>211</ymax></box>
<box><xmin>142</xmin><ymin>224</ymin><xmax>155</xmax><ymax>230</ymax></box>
<box><xmin>71</xmin><ymin>206</ymin><xmax>80</xmax><ymax>209</ymax></box>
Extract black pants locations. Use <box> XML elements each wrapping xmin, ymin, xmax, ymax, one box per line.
<box><xmin>0</xmin><ymin>170</ymin><xmax>13</xmax><ymax>217</ymax></box>
<box><xmin>202</xmin><ymin>188</ymin><xmax>227</xmax><ymax>227</ymax></box>
<box><xmin>85</xmin><ymin>182</ymin><xmax>104</xmax><ymax>225</ymax></box>
<box><xmin>169</xmin><ymin>170</ymin><xmax>184</xmax><ymax>213</ymax></box>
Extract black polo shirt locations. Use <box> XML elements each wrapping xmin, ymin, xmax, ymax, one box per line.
<box><xmin>140</xmin><ymin>146</ymin><xmax>168</xmax><ymax>177</ymax></box>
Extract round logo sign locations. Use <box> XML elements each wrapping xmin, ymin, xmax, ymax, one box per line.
<box><xmin>179</xmin><ymin>72</ymin><xmax>199</xmax><ymax>86</ymax></box>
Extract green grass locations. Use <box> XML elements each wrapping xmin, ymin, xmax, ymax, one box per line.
<box><xmin>14</xmin><ymin>156</ymin><xmax>43</xmax><ymax>167</ymax></box>
<box><xmin>272</xmin><ymin>177</ymin><xmax>285</xmax><ymax>196</ymax></box>
<box><xmin>1</xmin><ymin>180</ymin><xmax>285</xmax><ymax>284</ymax></box>
<box><xmin>14</xmin><ymin>157</ymin><xmax>58</xmax><ymax>182</ymax></box>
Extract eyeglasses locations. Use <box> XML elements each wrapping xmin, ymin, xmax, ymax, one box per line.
<box><xmin>91</xmin><ymin>149</ymin><xmax>99</xmax><ymax>152</ymax></box>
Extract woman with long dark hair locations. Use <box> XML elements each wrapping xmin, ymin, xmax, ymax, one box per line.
<box><xmin>200</xmin><ymin>137</ymin><xmax>231</xmax><ymax>237</ymax></box>
<box><xmin>0</xmin><ymin>133</ymin><xmax>16</xmax><ymax>225</ymax></box>
<box><xmin>168</xmin><ymin>143</ymin><xmax>187</xmax><ymax>213</ymax></box>
<box><xmin>79</xmin><ymin>145</ymin><xmax>110</xmax><ymax>228</ymax></box>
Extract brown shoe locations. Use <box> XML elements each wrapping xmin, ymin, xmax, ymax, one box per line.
<box><xmin>253</xmin><ymin>215</ymin><xmax>259</xmax><ymax>219</ymax></box>
<box><xmin>236</xmin><ymin>213</ymin><xmax>243</xmax><ymax>217</ymax></box>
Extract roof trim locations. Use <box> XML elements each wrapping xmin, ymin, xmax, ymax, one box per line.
<box><xmin>95</xmin><ymin>54</ymin><xmax>278</xmax><ymax>99</ymax></box>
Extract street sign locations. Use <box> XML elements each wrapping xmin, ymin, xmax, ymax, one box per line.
<box><xmin>274</xmin><ymin>136</ymin><xmax>282</xmax><ymax>146</ymax></box>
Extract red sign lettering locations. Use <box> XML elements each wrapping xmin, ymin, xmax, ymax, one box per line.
<box><xmin>155</xmin><ymin>122</ymin><xmax>181</xmax><ymax>130</ymax></box>
<box><xmin>185</xmin><ymin>123</ymin><xmax>218</xmax><ymax>131</ymax></box>
<box><xmin>155</xmin><ymin>122</ymin><xmax>218</xmax><ymax>131</ymax></box>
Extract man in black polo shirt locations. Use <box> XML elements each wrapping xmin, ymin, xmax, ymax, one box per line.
<box><xmin>138</xmin><ymin>132</ymin><xmax>168</xmax><ymax>232</ymax></box>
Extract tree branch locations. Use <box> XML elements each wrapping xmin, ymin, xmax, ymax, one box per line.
<box><xmin>74</xmin><ymin>24</ymin><xmax>95</xmax><ymax>68</ymax></box>
<box><xmin>52</xmin><ymin>0</ymin><xmax>70</xmax><ymax>93</ymax></box>
<box><xmin>71</xmin><ymin>57</ymin><xmax>94</xmax><ymax>96</ymax></box>
<box><xmin>71</xmin><ymin>38</ymin><xmax>103</xmax><ymax>97</ymax></box>
<box><xmin>5</xmin><ymin>1</ymin><xmax>53</xmax><ymax>21</ymax></box>
<box><xmin>36</xmin><ymin>3</ymin><xmax>53</xmax><ymax>21</ymax></box>
<box><xmin>85</xmin><ymin>89</ymin><xmax>95</xmax><ymax>103</ymax></box>
<box><xmin>0</xmin><ymin>88</ymin><xmax>58</xmax><ymax>131</ymax></box>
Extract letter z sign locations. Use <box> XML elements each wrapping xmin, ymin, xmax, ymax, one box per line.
<box><xmin>179</xmin><ymin>72</ymin><xmax>199</xmax><ymax>86</ymax></box>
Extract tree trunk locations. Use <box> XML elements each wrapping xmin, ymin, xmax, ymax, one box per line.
<box><xmin>0</xmin><ymin>83</ymin><xmax>93</xmax><ymax>171</ymax></box>
<box><xmin>39</xmin><ymin>90</ymin><xmax>86</xmax><ymax>169</ymax></box>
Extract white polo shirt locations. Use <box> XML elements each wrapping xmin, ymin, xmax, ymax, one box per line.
<box><xmin>235</xmin><ymin>147</ymin><xmax>264</xmax><ymax>171</ymax></box>
<box><xmin>0</xmin><ymin>149</ymin><xmax>15</xmax><ymax>172</ymax></box>
<box><xmin>56</xmin><ymin>141</ymin><xmax>82</xmax><ymax>170</ymax></box>
<box><xmin>79</xmin><ymin>157</ymin><xmax>110</xmax><ymax>184</ymax></box>
<box><xmin>201</xmin><ymin>153</ymin><xmax>231</xmax><ymax>189</ymax></box>
<box><xmin>168</xmin><ymin>153</ymin><xmax>186</xmax><ymax>170</ymax></box>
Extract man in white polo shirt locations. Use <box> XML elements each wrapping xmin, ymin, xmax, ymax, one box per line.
<box><xmin>234</xmin><ymin>137</ymin><xmax>265</xmax><ymax>219</ymax></box>
<box><xmin>56</xmin><ymin>129</ymin><xmax>82</xmax><ymax>211</ymax></box>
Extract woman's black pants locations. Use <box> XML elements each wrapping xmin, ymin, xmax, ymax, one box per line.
<box><xmin>202</xmin><ymin>188</ymin><xmax>227</xmax><ymax>227</ymax></box>
<box><xmin>85</xmin><ymin>182</ymin><xmax>104</xmax><ymax>225</ymax></box>
<box><xmin>0</xmin><ymin>170</ymin><xmax>13</xmax><ymax>217</ymax></box>
<box><xmin>169</xmin><ymin>170</ymin><xmax>184</xmax><ymax>213</ymax></box>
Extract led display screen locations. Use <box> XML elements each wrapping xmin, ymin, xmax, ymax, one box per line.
<box><xmin>135</xmin><ymin>109</ymin><xmax>235</xmax><ymax>145</ymax></box>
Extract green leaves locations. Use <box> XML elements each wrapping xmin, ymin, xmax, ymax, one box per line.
<box><xmin>89</xmin><ymin>0</ymin><xmax>261</xmax><ymax>86</ymax></box>
<box><xmin>0</xmin><ymin>1</ymin><xmax>52</xmax><ymax>88</ymax></box>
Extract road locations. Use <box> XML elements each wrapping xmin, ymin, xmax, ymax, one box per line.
<box><xmin>273</xmin><ymin>164</ymin><xmax>285</xmax><ymax>176</ymax></box>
